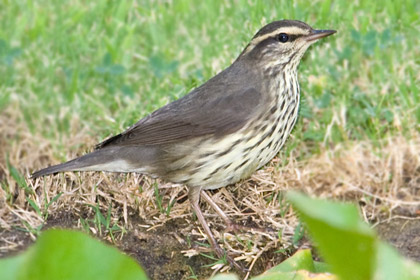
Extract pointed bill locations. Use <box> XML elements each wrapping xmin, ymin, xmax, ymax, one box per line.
<box><xmin>304</xmin><ymin>29</ymin><xmax>336</xmax><ymax>42</ymax></box>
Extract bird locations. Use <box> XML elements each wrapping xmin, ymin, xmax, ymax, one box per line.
<box><xmin>32</xmin><ymin>20</ymin><xmax>336</xmax><ymax>270</ymax></box>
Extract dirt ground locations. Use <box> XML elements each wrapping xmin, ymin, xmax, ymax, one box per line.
<box><xmin>376</xmin><ymin>218</ymin><xmax>420</xmax><ymax>262</ymax></box>
<box><xmin>0</xmin><ymin>186</ymin><xmax>296</xmax><ymax>279</ymax></box>
<box><xmin>2</xmin><ymin>200</ymin><xmax>420</xmax><ymax>280</ymax></box>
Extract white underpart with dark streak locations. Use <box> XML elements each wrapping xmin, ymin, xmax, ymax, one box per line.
<box><xmin>169</xmin><ymin>62</ymin><xmax>301</xmax><ymax>190</ymax></box>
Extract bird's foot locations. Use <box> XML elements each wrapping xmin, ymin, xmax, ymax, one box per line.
<box><xmin>213</xmin><ymin>243</ymin><xmax>248</xmax><ymax>272</ymax></box>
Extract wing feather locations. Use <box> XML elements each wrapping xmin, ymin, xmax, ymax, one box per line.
<box><xmin>97</xmin><ymin>63</ymin><xmax>265</xmax><ymax>148</ymax></box>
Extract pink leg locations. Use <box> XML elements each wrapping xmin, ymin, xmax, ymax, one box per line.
<box><xmin>189</xmin><ymin>187</ymin><xmax>246</xmax><ymax>271</ymax></box>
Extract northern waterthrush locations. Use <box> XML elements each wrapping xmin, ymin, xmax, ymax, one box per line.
<box><xmin>32</xmin><ymin>20</ymin><xmax>336</xmax><ymax>269</ymax></box>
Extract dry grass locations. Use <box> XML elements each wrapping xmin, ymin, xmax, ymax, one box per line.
<box><xmin>1</xmin><ymin>103</ymin><xmax>420</xmax><ymax>276</ymax></box>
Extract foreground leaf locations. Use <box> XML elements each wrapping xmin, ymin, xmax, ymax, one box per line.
<box><xmin>287</xmin><ymin>191</ymin><xmax>420</xmax><ymax>280</ymax></box>
<box><xmin>375</xmin><ymin>242</ymin><xmax>420</xmax><ymax>280</ymax></box>
<box><xmin>209</xmin><ymin>274</ymin><xmax>239</xmax><ymax>280</ymax></box>
<box><xmin>0</xmin><ymin>229</ymin><xmax>148</xmax><ymax>280</ymax></box>
<box><xmin>252</xmin><ymin>269</ymin><xmax>336</xmax><ymax>280</ymax></box>
<box><xmin>252</xmin><ymin>249</ymin><xmax>335</xmax><ymax>280</ymax></box>
<box><xmin>287</xmin><ymin>191</ymin><xmax>376</xmax><ymax>280</ymax></box>
<box><xmin>266</xmin><ymin>249</ymin><xmax>315</xmax><ymax>273</ymax></box>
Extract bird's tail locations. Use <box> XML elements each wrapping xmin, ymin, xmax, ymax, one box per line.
<box><xmin>31</xmin><ymin>147</ymin><xmax>139</xmax><ymax>178</ymax></box>
<box><xmin>31</xmin><ymin>159</ymin><xmax>80</xmax><ymax>178</ymax></box>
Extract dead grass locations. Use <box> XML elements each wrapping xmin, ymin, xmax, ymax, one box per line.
<box><xmin>1</xmin><ymin>103</ymin><xmax>420</xmax><ymax>277</ymax></box>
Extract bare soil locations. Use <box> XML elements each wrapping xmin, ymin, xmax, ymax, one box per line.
<box><xmin>2</xmin><ymin>205</ymin><xmax>420</xmax><ymax>279</ymax></box>
<box><xmin>1</xmin><ymin>205</ymin><xmax>292</xmax><ymax>279</ymax></box>
<box><xmin>377</xmin><ymin>218</ymin><xmax>420</xmax><ymax>262</ymax></box>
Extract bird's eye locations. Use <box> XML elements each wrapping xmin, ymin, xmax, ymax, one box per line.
<box><xmin>277</xmin><ymin>33</ymin><xmax>289</xmax><ymax>43</ymax></box>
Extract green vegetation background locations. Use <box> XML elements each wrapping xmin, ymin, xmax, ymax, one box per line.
<box><xmin>1</xmin><ymin>0</ymin><xmax>419</xmax><ymax>158</ymax></box>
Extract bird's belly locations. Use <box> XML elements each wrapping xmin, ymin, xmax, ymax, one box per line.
<box><xmin>165</xmin><ymin>134</ymin><xmax>257</xmax><ymax>189</ymax></box>
<box><xmin>166</xmin><ymin>119</ymin><xmax>295</xmax><ymax>189</ymax></box>
<box><xmin>181</xmin><ymin>135</ymin><xmax>283</xmax><ymax>190</ymax></box>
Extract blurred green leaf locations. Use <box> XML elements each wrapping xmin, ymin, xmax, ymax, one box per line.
<box><xmin>287</xmin><ymin>191</ymin><xmax>376</xmax><ymax>280</ymax></box>
<box><xmin>209</xmin><ymin>274</ymin><xmax>239</xmax><ymax>280</ymax></box>
<box><xmin>0</xmin><ymin>254</ymin><xmax>26</xmax><ymax>280</ymax></box>
<box><xmin>313</xmin><ymin>261</ymin><xmax>331</xmax><ymax>273</ymax></box>
<box><xmin>287</xmin><ymin>191</ymin><xmax>420</xmax><ymax>280</ymax></box>
<box><xmin>0</xmin><ymin>229</ymin><xmax>148</xmax><ymax>280</ymax></box>
<box><xmin>252</xmin><ymin>250</ymin><xmax>333</xmax><ymax>280</ymax></box>
<box><xmin>375</xmin><ymin>242</ymin><xmax>420</xmax><ymax>280</ymax></box>
<box><xmin>266</xmin><ymin>249</ymin><xmax>315</xmax><ymax>273</ymax></box>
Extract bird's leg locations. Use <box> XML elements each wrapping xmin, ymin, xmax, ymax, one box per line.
<box><xmin>201</xmin><ymin>190</ymin><xmax>232</xmax><ymax>225</ymax></box>
<box><xmin>188</xmin><ymin>187</ymin><xmax>245</xmax><ymax>271</ymax></box>
<box><xmin>201</xmin><ymin>190</ymin><xmax>242</xmax><ymax>233</ymax></box>
<box><xmin>202</xmin><ymin>190</ymin><xmax>275</xmax><ymax>234</ymax></box>
<box><xmin>189</xmin><ymin>187</ymin><xmax>222</xmax><ymax>255</ymax></box>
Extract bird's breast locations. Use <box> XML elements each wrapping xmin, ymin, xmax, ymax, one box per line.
<box><xmin>159</xmin><ymin>78</ymin><xmax>300</xmax><ymax>190</ymax></box>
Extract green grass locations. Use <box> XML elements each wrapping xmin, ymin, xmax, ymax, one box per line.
<box><xmin>1</xmin><ymin>0</ymin><xmax>419</xmax><ymax>159</ymax></box>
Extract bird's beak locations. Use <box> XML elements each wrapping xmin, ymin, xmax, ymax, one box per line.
<box><xmin>304</xmin><ymin>29</ymin><xmax>336</xmax><ymax>42</ymax></box>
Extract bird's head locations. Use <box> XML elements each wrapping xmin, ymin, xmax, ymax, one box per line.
<box><xmin>239</xmin><ymin>20</ymin><xmax>336</xmax><ymax>70</ymax></box>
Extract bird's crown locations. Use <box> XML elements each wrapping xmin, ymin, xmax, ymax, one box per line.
<box><xmin>239</xmin><ymin>20</ymin><xmax>335</xmax><ymax>67</ymax></box>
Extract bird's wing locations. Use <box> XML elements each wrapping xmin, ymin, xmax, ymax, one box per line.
<box><xmin>96</xmin><ymin>84</ymin><xmax>264</xmax><ymax>148</ymax></box>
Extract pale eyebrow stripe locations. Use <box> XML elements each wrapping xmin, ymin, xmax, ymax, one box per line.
<box><xmin>242</xmin><ymin>26</ymin><xmax>309</xmax><ymax>56</ymax></box>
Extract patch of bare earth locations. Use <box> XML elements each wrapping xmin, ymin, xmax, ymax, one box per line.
<box><xmin>1</xmin><ymin>106</ymin><xmax>420</xmax><ymax>279</ymax></box>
